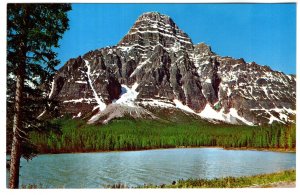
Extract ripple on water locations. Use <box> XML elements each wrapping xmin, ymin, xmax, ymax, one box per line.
<box><xmin>13</xmin><ymin>148</ymin><xmax>296</xmax><ymax>188</ymax></box>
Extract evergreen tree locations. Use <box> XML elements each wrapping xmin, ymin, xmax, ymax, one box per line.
<box><xmin>7</xmin><ymin>3</ymin><xmax>71</xmax><ymax>188</ymax></box>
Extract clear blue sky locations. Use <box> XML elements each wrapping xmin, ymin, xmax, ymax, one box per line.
<box><xmin>55</xmin><ymin>3</ymin><xmax>296</xmax><ymax>75</ymax></box>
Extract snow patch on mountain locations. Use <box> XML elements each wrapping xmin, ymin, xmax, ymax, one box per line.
<box><xmin>88</xmin><ymin>113</ymin><xmax>101</xmax><ymax>124</ymax></box>
<box><xmin>205</xmin><ymin>78</ymin><xmax>212</xmax><ymax>83</ymax></box>
<box><xmin>63</xmin><ymin>98</ymin><xmax>94</xmax><ymax>104</ymax></box>
<box><xmin>87</xmin><ymin>104</ymin><xmax>157</xmax><ymax>124</ymax></box>
<box><xmin>84</xmin><ymin>60</ymin><xmax>106</xmax><ymax>111</ymax></box>
<box><xmin>173</xmin><ymin>99</ymin><xmax>195</xmax><ymax>113</ymax></box>
<box><xmin>114</xmin><ymin>83</ymin><xmax>139</xmax><ymax>107</ymax></box>
<box><xmin>140</xmin><ymin>98</ymin><xmax>175</xmax><ymax>108</ymax></box>
<box><xmin>228</xmin><ymin>108</ymin><xmax>254</xmax><ymax>126</ymax></box>
<box><xmin>170</xmin><ymin>41</ymin><xmax>181</xmax><ymax>52</ymax></box>
<box><xmin>48</xmin><ymin>79</ymin><xmax>55</xmax><ymax>99</ymax></box>
<box><xmin>250</xmin><ymin>107</ymin><xmax>296</xmax><ymax>123</ymax></box>
<box><xmin>37</xmin><ymin>110</ymin><xmax>46</xmax><ymax>119</ymax></box>
<box><xmin>73</xmin><ymin>112</ymin><xmax>82</xmax><ymax>119</ymax></box>
<box><xmin>269</xmin><ymin>115</ymin><xmax>282</xmax><ymax>124</ymax></box>
<box><xmin>130</xmin><ymin>58</ymin><xmax>152</xmax><ymax>77</ymax></box>
<box><xmin>75</xmin><ymin>80</ymin><xmax>87</xmax><ymax>84</ymax></box>
<box><xmin>198</xmin><ymin>104</ymin><xmax>225</xmax><ymax>121</ymax></box>
<box><xmin>199</xmin><ymin>104</ymin><xmax>254</xmax><ymax>125</ymax></box>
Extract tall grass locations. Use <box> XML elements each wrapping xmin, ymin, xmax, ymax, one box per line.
<box><xmin>29</xmin><ymin>117</ymin><xmax>296</xmax><ymax>153</ymax></box>
<box><xmin>141</xmin><ymin>169</ymin><xmax>296</xmax><ymax>188</ymax></box>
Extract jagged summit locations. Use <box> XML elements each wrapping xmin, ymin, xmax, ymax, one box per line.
<box><xmin>137</xmin><ymin>12</ymin><xmax>172</xmax><ymax>22</ymax></box>
<box><xmin>46</xmin><ymin>12</ymin><xmax>296</xmax><ymax>126</ymax></box>
<box><xmin>194</xmin><ymin>42</ymin><xmax>215</xmax><ymax>56</ymax></box>
<box><xmin>118</xmin><ymin>12</ymin><xmax>193</xmax><ymax>51</ymax></box>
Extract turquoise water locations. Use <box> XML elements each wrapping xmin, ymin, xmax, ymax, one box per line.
<box><xmin>7</xmin><ymin>148</ymin><xmax>296</xmax><ymax>188</ymax></box>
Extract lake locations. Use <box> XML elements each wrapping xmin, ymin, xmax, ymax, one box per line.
<box><xmin>7</xmin><ymin>148</ymin><xmax>296</xmax><ymax>188</ymax></box>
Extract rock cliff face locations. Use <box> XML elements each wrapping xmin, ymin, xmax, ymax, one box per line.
<box><xmin>47</xmin><ymin>12</ymin><xmax>296</xmax><ymax>125</ymax></box>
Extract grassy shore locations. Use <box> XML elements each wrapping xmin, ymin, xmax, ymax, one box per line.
<box><xmin>138</xmin><ymin>169</ymin><xmax>296</xmax><ymax>188</ymax></box>
<box><xmin>20</xmin><ymin>169</ymin><xmax>295</xmax><ymax>188</ymax></box>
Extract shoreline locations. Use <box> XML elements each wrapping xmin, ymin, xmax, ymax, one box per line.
<box><xmin>250</xmin><ymin>181</ymin><xmax>296</xmax><ymax>188</ymax></box>
<box><xmin>139</xmin><ymin>169</ymin><xmax>296</xmax><ymax>189</ymax></box>
<box><xmin>223</xmin><ymin>147</ymin><xmax>296</xmax><ymax>153</ymax></box>
<box><xmin>28</xmin><ymin>146</ymin><xmax>296</xmax><ymax>155</ymax></box>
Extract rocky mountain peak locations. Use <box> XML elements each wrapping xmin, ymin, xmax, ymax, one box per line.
<box><xmin>47</xmin><ymin>12</ymin><xmax>296</xmax><ymax>126</ymax></box>
<box><xmin>194</xmin><ymin>42</ymin><xmax>215</xmax><ymax>56</ymax></box>
<box><xmin>137</xmin><ymin>12</ymin><xmax>172</xmax><ymax>22</ymax></box>
<box><xmin>118</xmin><ymin>12</ymin><xmax>193</xmax><ymax>51</ymax></box>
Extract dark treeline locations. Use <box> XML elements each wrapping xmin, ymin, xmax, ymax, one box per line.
<box><xmin>29</xmin><ymin>118</ymin><xmax>296</xmax><ymax>153</ymax></box>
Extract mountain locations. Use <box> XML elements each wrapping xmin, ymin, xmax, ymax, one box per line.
<box><xmin>44</xmin><ymin>12</ymin><xmax>296</xmax><ymax>125</ymax></box>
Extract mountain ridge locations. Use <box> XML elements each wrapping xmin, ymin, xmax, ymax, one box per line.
<box><xmin>44</xmin><ymin>12</ymin><xmax>296</xmax><ymax>125</ymax></box>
